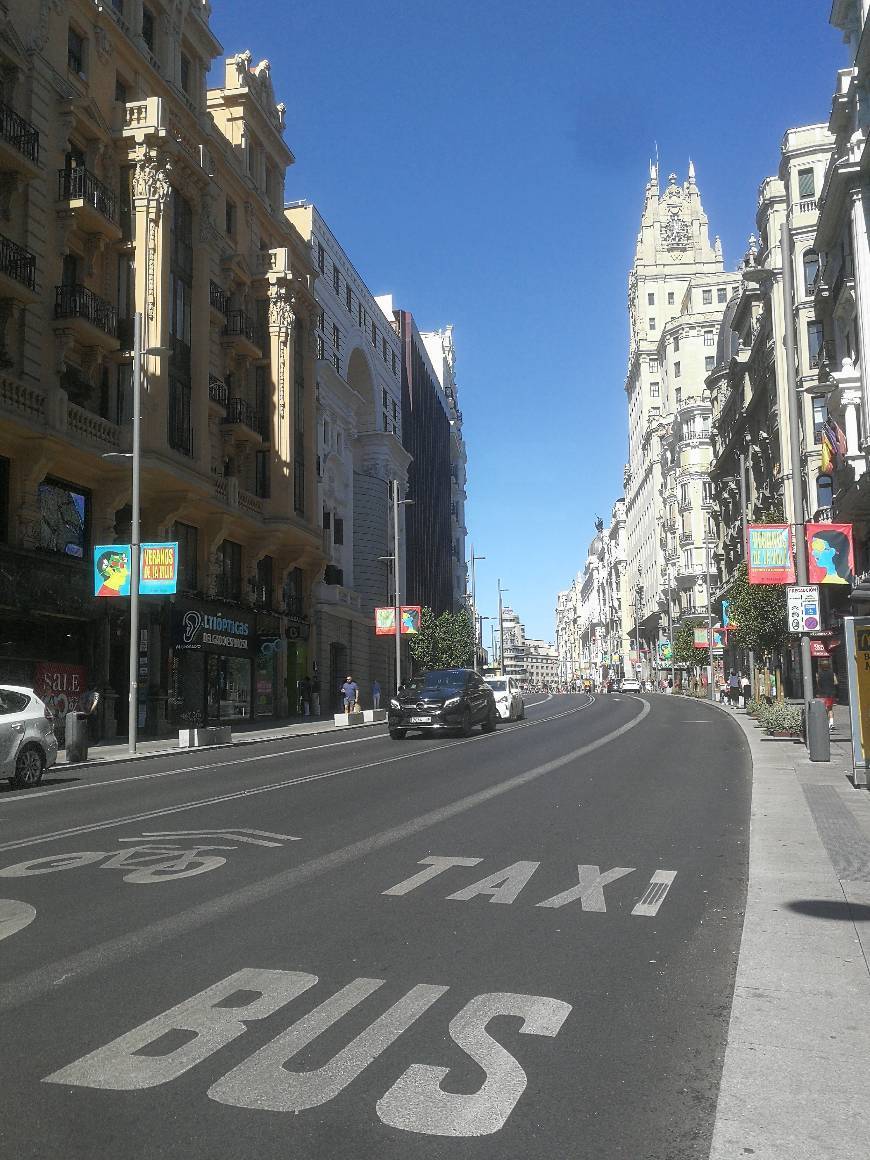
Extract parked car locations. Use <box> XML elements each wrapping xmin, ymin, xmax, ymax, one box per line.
<box><xmin>619</xmin><ymin>678</ymin><xmax>641</xmax><ymax>692</ymax></box>
<box><xmin>389</xmin><ymin>669</ymin><xmax>498</xmax><ymax>739</ymax></box>
<box><xmin>484</xmin><ymin>676</ymin><xmax>525</xmax><ymax>721</ymax></box>
<box><xmin>0</xmin><ymin>685</ymin><xmax>58</xmax><ymax>788</ymax></box>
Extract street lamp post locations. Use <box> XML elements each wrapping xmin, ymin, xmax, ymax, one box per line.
<box><xmin>469</xmin><ymin>546</ymin><xmax>486</xmax><ymax>671</ymax></box>
<box><xmin>666</xmin><ymin>568</ymin><xmax>675</xmax><ymax>690</ymax></box>
<box><xmin>128</xmin><ymin>311</ymin><xmax>142</xmax><ymax>755</ymax></box>
<box><xmin>498</xmin><ymin>580</ymin><xmax>509</xmax><ymax>677</ymax></box>
<box><xmin>389</xmin><ymin>481</ymin><xmax>413</xmax><ymax>694</ymax></box>
<box><xmin>705</xmin><ymin>539</ymin><xmax>715</xmax><ymax>701</ymax></box>
<box><xmin>634</xmin><ymin>583</ymin><xmax>643</xmax><ymax>684</ymax></box>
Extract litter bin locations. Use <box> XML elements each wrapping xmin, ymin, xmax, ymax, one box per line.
<box><xmin>65</xmin><ymin>710</ymin><xmax>89</xmax><ymax>764</ymax></box>
<box><xmin>807</xmin><ymin>698</ymin><xmax>830</xmax><ymax>763</ymax></box>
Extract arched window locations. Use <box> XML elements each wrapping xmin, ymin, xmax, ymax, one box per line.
<box><xmin>816</xmin><ymin>473</ymin><xmax>833</xmax><ymax>512</ymax></box>
<box><xmin>803</xmin><ymin>250</ymin><xmax>820</xmax><ymax>296</ymax></box>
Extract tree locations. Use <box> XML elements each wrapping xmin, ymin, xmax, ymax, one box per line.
<box><xmin>726</xmin><ymin>562</ymin><xmax>789</xmax><ymax>656</ymax></box>
<box><xmin>672</xmin><ymin>620</ymin><xmax>701</xmax><ymax>666</ymax></box>
<box><xmin>408</xmin><ymin>606</ymin><xmax>475</xmax><ymax>672</ymax></box>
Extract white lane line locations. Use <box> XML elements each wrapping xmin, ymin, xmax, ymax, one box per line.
<box><xmin>0</xmin><ymin>693</ymin><xmax>568</xmax><ymax>807</ymax></box>
<box><xmin>0</xmin><ymin>701</ymin><xmax>596</xmax><ymax>853</ymax></box>
<box><xmin>0</xmin><ymin>697</ymin><xmax>649</xmax><ymax>1014</ymax></box>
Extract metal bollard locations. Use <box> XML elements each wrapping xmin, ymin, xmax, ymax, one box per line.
<box><xmin>64</xmin><ymin>710</ymin><xmax>89</xmax><ymax>764</ymax></box>
<box><xmin>807</xmin><ymin>698</ymin><xmax>830</xmax><ymax>763</ymax></box>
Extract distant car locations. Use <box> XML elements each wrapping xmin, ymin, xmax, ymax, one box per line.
<box><xmin>619</xmin><ymin>678</ymin><xmax>641</xmax><ymax>692</ymax></box>
<box><xmin>389</xmin><ymin>669</ymin><xmax>498</xmax><ymax>739</ymax></box>
<box><xmin>484</xmin><ymin>676</ymin><xmax>525</xmax><ymax>721</ymax></box>
<box><xmin>0</xmin><ymin>685</ymin><xmax>58</xmax><ymax>788</ymax></box>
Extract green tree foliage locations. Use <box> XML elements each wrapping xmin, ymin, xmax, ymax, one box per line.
<box><xmin>726</xmin><ymin>561</ymin><xmax>788</xmax><ymax>656</ymax></box>
<box><xmin>672</xmin><ymin>620</ymin><xmax>701</xmax><ymax>666</ymax></box>
<box><xmin>408</xmin><ymin>606</ymin><xmax>475</xmax><ymax>672</ymax></box>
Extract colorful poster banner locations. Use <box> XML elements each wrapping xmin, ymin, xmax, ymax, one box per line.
<box><xmin>375</xmin><ymin>606</ymin><xmax>423</xmax><ymax>635</ymax></box>
<box><xmin>747</xmin><ymin>524</ymin><xmax>795</xmax><ymax>584</ymax></box>
<box><xmin>140</xmin><ymin>542</ymin><xmax>178</xmax><ymax>594</ymax></box>
<box><xmin>693</xmin><ymin>626</ymin><xmax>724</xmax><ymax>650</ymax></box>
<box><xmin>94</xmin><ymin>545</ymin><xmax>131</xmax><ymax>597</ymax></box>
<box><xmin>658</xmin><ymin>640</ymin><xmax>672</xmax><ymax>664</ymax></box>
<box><xmin>806</xmin><ymin>523</ymin><xmax>854</xmax><ymax>586</ymax></box>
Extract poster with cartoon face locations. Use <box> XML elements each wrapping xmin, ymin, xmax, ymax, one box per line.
<box><xmin>806</xmin><ymin>523</ymin><xmax>854</xmax><ymax>586</ymax></box>
<box><xmin>93</xmin><ymin>545</ymin><xmax>131</xmax><ymax>597</ymax></box>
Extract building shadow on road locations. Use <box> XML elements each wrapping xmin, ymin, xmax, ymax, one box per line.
<box><xmin>787</xmin><ymin>899</ymin><xmax>870</xmax><ymax>921</ymax></box>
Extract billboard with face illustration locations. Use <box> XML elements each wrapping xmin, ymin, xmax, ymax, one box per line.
<box><xmin>806</xmin><ymin>523</ymin><xmax>854</xmax><ymax>586</ymax></box>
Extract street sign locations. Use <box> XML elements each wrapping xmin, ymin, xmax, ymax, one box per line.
<box><xmin>786</xmin><ymin>585</ymin><xmax>820</xmax><ymax>633</ymax></box>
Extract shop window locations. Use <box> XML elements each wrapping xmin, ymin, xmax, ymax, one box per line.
<box><xmin>173</xmin><ymin>521</ymin><xmax>198</xmax><ymax>591</ymax></box>
<box><xmin>38</xmin><ymin>479</ymin><xmax>88</xmax><ymax>558</ymax></box>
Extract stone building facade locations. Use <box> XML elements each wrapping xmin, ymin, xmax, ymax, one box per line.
<box><xmin>0</xmin><ymin>1</ymin><xmax>323</xmax><ymax>734</ymax></box>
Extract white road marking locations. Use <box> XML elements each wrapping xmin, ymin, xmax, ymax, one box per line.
<box><xmin>382</xmin><ymin>856</ymin><xmax>483</xmax><ymax>896</ymax></box>
<box><xmin>0</xmin><ymin>702</ymin><xmax>597</xmax><ymax>855</ymax></box>
<box><xmin>536</xmin><ymin>865</ymin><xmax>635</xmax><ymax>912</ymax></box>
<box><xmin>2</xmin><ymin>697</ymin><xmax>648</xmax><ymax>1015</ymax></box>
<box><xmin>132</xmin><ymin>828</ymin><xmax>300</xmax><ymax>847</ymax></box>
<box><xmin>0</xmin><ymin>697</ymin><xmax>589</xmax><ymax>808</ymax></box>
<box><xmin>631</xmin><ymin>870</ymin><xmax>678</xmax><ymax>916</ymax></box>
<box><xmin>446</xmin><ymin>861</ymin><xmax>541</xmax><ymax>904</ymax></box>
<box><xmin>0</xmin><ymin>898</ymin><xmax>36</xmax><ymax>942</ymax></box>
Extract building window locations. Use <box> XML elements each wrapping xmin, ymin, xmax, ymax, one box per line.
<box><xmin>812</xmin><ymin>395</ymin><xmax>828</xmax><ymax>444</ymax></box>
<box><xmin>667</xmin><ymin>291</ymin><xmax>675</xmax><ymax>305</ymax></box>
<box><xmin>225</xmin><ymin>199</ymin><xmax>235</xmax><ymax>237</ymax></box>
<box><xmin>803</xmin><ymin>250</ymin><xmax>820</xmax><ymax>296</ymax></box>
<box><xmin>673</xmin><ymin>336</ymin><xmax>680</xmax><ymax>353</ymax></box>
<box><xmin>358</xmin><ymin>303</ymin><xmax>363</xmax><ymax>327</ymax></box>
<box><xmin>332</xmin><ymin>263</ymin><xmax>340</xmax><ymax>294</ymax></box>
<box><xmin>294</xmin><ymin>322</ymin><xmax>306</xmax><ymax>516</ymax></box>
<box><xmin>798</xmin><ymin>168</ymin><xmax>815</xmax><ymax>200</ymax></box>
<box><xmin>317</xmin><ymin>241</ymin><xmax>324</xmax><ymax>273</ymax></box>
<box><xmin>717</xmin><ymin>287</ymin><xmax>727</xmax><ymax>304</ymax></box>
<box><xmin>650</xmin><ymin>381</ymin><xmax>660</xmax><ymax>397</ymax></box>
<box><xmin>371</xmin><ymin>320</ymin><xmax>377</xmax><ymax>347</ymax></box>
<box><xmin>332</xmin><ymin>322</ymin><xmax>340</xmax><ymax>351</ymax></box>
<box><xmin>141</xmin><ymin>6</ymin><xmax>154</xmax><ymax>52</ymax></box>
<box><xmin>38</xmin><ymin>479</ymin><xmax>88</xmax><ymax>557</ymax></box>
<box><xmin>345</xmin><ymin>284</ymin><xmax>352</xmax><ymax>312</ymax></box>
<box><xmin>704</xmin><ymin>329</ymin><xmax>714</xmax><ymax>347</ymax></box>
<box><xmin>702</xmin><ymin>288</ymin><xmax>713</xmax><ymax>305</ymax></box>
<box><xmin>115</xmin><ymin>73</ymin><xmax>128</xmax><ymax>103</ymax></box>
<box><xmin>334</xmin><ymin>517</ymin><xmax>344</xmax><ymax>546</ymax></box>
<box><xmin>647</xmin><ymin>292</ymin><xmax>655</xmax><ymax>306</ymax></box>
<box><xmin>683</xmin><ymin>548</ymin><xmax>692</xmax><ymax>571</ymax></box>
<box><xmin>391</xmin><ymin>350</ymin><xmax>397</xmax><ymax>375</ymax></box>
<box><xmin>816</xmin><ymin>473</ymin><xmax>833</xmax><ymax>511</ymax></box>
<box><xmin>217</xmin><ymin>540</ymin><xmax>242</xmax><ymax>601</ymax></box>
<box><xmin>180</xmin><ymin>53</ymin><xmax>191</xmax><ymax>94</ymax></box>
<box><xmin>317</xmin><ymin>308</ymin><xmax>324</xmax><ymax>332</ymax></box>
<box><xmin>649</xmin><ymin>357</ymin><xmax>658</xmax><ymax>372</ymax></box>
<box><xmin>255</xmin><ymin>554</ymin><xmax>273</xmax><ymax>608</ymax></box>
<box><xmin>68</xmin><ymin>25</ymin><xmax>85</xmax><ymax>74</ymax></box>
<box><xmin>316</xmin><ymin>334</ymin><xmax>324</xmax><ymax>359</ymax></box>
<box><xmin>807</xmin><ymin>320</ymin><xmax>825</xmax><ymax>368</ymax></box>
<box><xmin>675</xmin><ymin>386</ymin><xmax>681</xmax><ymax>405</ymax></box>
<box><xmin>705</xmin><ymin>356</ymin><xmax>715</xmax><ymax>372</ymax></box>
<box><xmin>648</xmin><ymin>317</ymin><xmax>656</xmax><ymax>330</ymax></box>
<box><xmin>674</xmin><ymin>361</ymin><xmax>681</xmax><ymax>378</ymax></box>
<box><xmin>173</xmin><ymin>522</ymin><xmax>198</xmax><ymax>591</ymax></box>
<box><xmin>382</xmin><ymin>336</ymin><xmax>388</xmax><ymax>361</ymax></box>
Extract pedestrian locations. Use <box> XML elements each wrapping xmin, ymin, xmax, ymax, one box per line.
<box><xmin>372</xmin><ymin>679</ymin><xmax>381</xmax><ymax>710</ymax></box>
<box><xmin>79</xmin><ymin>685</ymin><xmax>101</xmax><ymax>741</ymax></box>
<box><xmin>741</xmin><ymin>672</ymin><xmax>751</xmax><ymax>705</ymax></box>
<box><xmin>728</xmin><ymin>669</ymin><xmax>741</xmax><ymax>706</ymax></box>
<box><xmin>815</xmin><ymin>658</ymin><xmax>838</xmax><ymax>733</ymax></box>
<box><xmin>340</xmin><ymin>674</ymin><xmax>359</xmax><ymax>717</ymax></box>
<box><xmin>666</xmin><ymin>676</ymin><xmax>673</xmax><ymax>694</ymax></box>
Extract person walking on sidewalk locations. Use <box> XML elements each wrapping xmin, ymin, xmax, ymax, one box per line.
<box><xmin>340</xmin><ymin>675</ymin><xmax>359</xmax><ymax>717</ymax></box>
<box><xmin>372</xmin><ymin>679</ymin><xmax>381</xmax><ymax>710</ymax></box>
<box><xmin>815</xmin><ymin>658</ymin><xmax>838</xmax><ymax>732</ymax></box>
<box><xmin>728</xmin><ymin>669</ymin><xmax>741</xmax><ymax>706</ymax></box>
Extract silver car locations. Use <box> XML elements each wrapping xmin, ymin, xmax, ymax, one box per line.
<box><xmin>484</xmin><ymin>676</ymin><xmax>525</xmax><ymax>721</ymax></box>
<box><xmin>0</xmin><ymin>685</ymin><xmax>59</xmax><ymax>788</ymax></box>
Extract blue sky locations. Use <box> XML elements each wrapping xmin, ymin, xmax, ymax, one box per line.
<box><xmin>211</xmin><ymin>1</ymin><xmax>844</xmax><ymax>643</ymax></box>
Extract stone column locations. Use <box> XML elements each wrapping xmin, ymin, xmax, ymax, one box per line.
<box><xmin>849</xmin><ymin>187</ymin><xmax>870</xmax><ymax>449</ymax></box>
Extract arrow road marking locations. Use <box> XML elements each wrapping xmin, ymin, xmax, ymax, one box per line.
<box><xmin>631</xmin><ymin>870</ymin><xmax>677</xmax><ymax>916</ymax></box>
<box><xmin>129</xmin><ymin>829</ymin><xmax>300</xmax><ymax>847</ymax></box>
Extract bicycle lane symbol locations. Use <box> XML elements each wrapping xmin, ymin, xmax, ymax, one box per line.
<box><xmin>0</xmin><ymin>828</ymin><xmax>301</xmax><ymax>885</ymax></box>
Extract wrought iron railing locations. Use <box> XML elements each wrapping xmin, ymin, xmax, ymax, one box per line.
<box><xmin>0</xmin><ymin>101</ymin><xmax>39</xmax><ymax>163</ymax></box>
<box><xmin>223</xmin><ymin>309</ymin><xmax>257</xmax><ymax>345</ymax></box>
<box><xmin>0</xmin><ymin>233</ymin><xmax>36</xmax><ymax>291</ymax></box>
<box><xmin>209</xmin><ymin>280</ymin><xmax>228</xmax><ymax>315</ymax></box>
<box><xmin>208</xmin><ymin>375</ymin><xmax>228</xmax><ymax>407</ymax></box>
<box><xmin>223</xmin><ymin>396</ymin><xmax>259</xmax><ymax>432</ymax></box>
<box><xmin>57</xmin><ymin>166</ymin><xmax>117</xmax><ymax>223</ymax></box>
<box><xmin>54</xmin><ymin>284</ymin><xmax>117</xmax><ymax>336</ymax></box>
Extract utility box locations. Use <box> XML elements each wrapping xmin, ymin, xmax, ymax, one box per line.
<box><xmin>64</xmin><ymin>711</ymin><xmax>89</xmax><ymax>764</ymax></box>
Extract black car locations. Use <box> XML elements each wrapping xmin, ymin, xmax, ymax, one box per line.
<box><xmin>388</xmin><ymin>668</ymin><xmax>498</xmax><ymax>740</ymax></box>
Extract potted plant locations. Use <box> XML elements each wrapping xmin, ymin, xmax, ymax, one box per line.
<box><xmin>762</xmin><ymin>702</ymin><xmax>802</xmax><ymax>737</ymax></box>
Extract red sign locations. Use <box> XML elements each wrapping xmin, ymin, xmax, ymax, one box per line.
<box><xmin>747</xmin><ymin>524</ymin><xmax>795</xmax><ymax>584</ymax></box>
<box><xmin>33</xmin><ymin>661</ymin><xmax>87</xmax><ymax>718</ymax></box>
<box><xmin>809</xmin><ymin>640</ymin><xmax>829</xmax><ymax>657</ymax></box>
<box><xmin>806</xmin><ymin>523</ymin><xmax>854</xmax><ymax>586</ymax></box>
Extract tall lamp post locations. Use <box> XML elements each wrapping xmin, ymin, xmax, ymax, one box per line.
<box><xmin>384</xmin><ymin>481</ymin><xmax>413</xmax><ymax>694</ymax></box>
<box><xmin>634</xmin><ymin>583</ymin><xmax>643</xmax><ymax>684</ymax></box>
<box><xmin>469</xmin><ymin>546</ymin><xmax>486</xmax><ymax>671</ymax></box>
<box><xmin>498</xmin><ymin>579</ymin><xmax>509</xmax><ymax>677</ymax></box>
<box><xmin>666</xmin><ymin>568</ymin><xmax>676</xmax><ymax>690</ymax></box>
<box><xmin>477</xmin><ymin>614</ymin><xmax>492</xmax><ymax>668</ymax></box>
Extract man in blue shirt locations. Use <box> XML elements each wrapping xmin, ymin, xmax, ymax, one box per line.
<box><xmin>340</xmin><ymin>675</ymin><xmax>359</xmax><ymax>715</ymax></box>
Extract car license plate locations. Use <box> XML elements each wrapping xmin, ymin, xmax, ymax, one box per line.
<box><xmin>409</xmin><ymin>715</ymin><xmax>431</xmax><ymax>724</ymax></box>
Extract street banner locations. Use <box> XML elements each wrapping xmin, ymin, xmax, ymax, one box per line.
<box><xmin>658</xmin><ymin>640</ymin><xmax>672</xmax><ymax>664</ymax></box>
<box><xmin>140</xmin><ymin>542</ymin><xmax>178</xmax><ymax>594</ymax></box>
<box><xmin>375</xmin><ymin>606</ymin><xmax>423</xmax><ymax>635</ymax></box>
<box><xmin>787</xmin><ymin>585</ymin><xmax>820</xmax><ymax>632</ymax></box>
<box><xmin>747</xmin><ymin>524</ymin><xmax>795</xmax><ymax>584</ymax></box>
<box><xmin>805</xmin><ymin>523</ymin><xmax>854</xmax><ymax>586</ymax></box>
<box><xmin>693</xmin><ymin>626</ymin><xmax>724</xmax><ymax>651</ymax></box>
<box><xmin>94</xmin><ymin>545</ymin><xmax>131</xmax><ymax>597</ymax></box>
<box><xmin>721</xmin><ymin>599</ymin><xmax>732</xmax><ymax>628</ymax></box>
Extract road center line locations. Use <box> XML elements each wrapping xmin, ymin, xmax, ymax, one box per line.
<box><xmin>0</xmin><ymin>697</ymin><xmax>648</xmax><ymax>1014</ymax></box>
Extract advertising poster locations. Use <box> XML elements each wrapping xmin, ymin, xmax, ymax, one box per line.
<box><xmin>140</xmin><ymin>542</ymin><xmax>179</xmax><ymax>594</ymax></box>
<box><xmin>93</xmin><ymin>545</ymin><xmax>131</xmax><ymax>597</ymax></box>
<box><xmin>375</xmin><ymin>607</ymin><xmax>396</xmax><ymax>635</ymax></box>
<box><xmin>400</xmin><ymin>605</ymin><xmax>422</xmax><ymax>634</ymax></box>
<box><xmin>747</xmin><ymin>525</ymin><xmax>795</xmax><ymax>584</ymax></box>
<box><xmin>805</xmin><ymin>523</ymin><xmax>854</xmax><ymax>586</ymax></box>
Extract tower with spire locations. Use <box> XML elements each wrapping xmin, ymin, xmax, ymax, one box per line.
<box><xmin>621</xmin><ymin>161</ymin><xmax>737</xmax><ymax>684</ymax></box>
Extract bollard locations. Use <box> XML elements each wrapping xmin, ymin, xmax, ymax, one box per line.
<box><xmin>807</xmin><ymin>698</ymin><xmax>831</xmax><ymax>763</ymax></box>
<box><xmin>64</xmin><ymin>710</ymin><xmax>89</xmax><ymax>764</ymax></box>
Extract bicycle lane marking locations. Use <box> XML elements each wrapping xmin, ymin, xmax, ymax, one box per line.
<box><xmin>0</xmin><ymin>696</ymin><xmax>648</xmax><ymax>1015</ymax></box>
<box><xmin>0</xmin><ymin>700</ymin><xmax>596</xmax><ymax>855</ymax></box>
<box><xmin>0</xmin><ymin>693</ymin><xmax>568</xmax><ymax>808</ymax></box>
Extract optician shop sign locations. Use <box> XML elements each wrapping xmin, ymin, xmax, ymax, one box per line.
<box><xmin>171</xmin><ymin>602</ymin><xmax>253</xmax><ymax>655</ymax></box>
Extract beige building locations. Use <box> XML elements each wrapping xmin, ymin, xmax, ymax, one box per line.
<box><xmin>622</xmin><ymin>164</ymin><xmax>732</xmax><ymax>681</ymax></box>
<box><xmin>0</xmin><ymin>2</ymin><xmax>324</xmax><ymax>735</ymax></box>
<box><xmin>524</xmin><ymin>639</ymin><xmax>558</xmax><ymax>688</ymax></box>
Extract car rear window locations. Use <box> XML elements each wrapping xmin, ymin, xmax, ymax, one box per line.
<box><xmin>487</xmin><ymin>680</ymin><xmax>506</xmax><ymax>691</ymax></box>
<box><xmin>0</xmin><ymin>690</ymin><xmax>30</xmax><ymax>714</ymax></box>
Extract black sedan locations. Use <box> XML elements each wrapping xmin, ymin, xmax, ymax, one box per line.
<box><xmin>388</xmin><ymin>668</ymin><xmax>499</xmax><ymax>739</ymax></box>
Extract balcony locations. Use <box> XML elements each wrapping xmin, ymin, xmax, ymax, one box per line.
<box><xmin>221</xmin><ymin>396</ymin><xmax>262</xmax><ymax>443</ymax></box>
<box><xmin>208</xmin><ymin>374</ymin><xmax>228</xmax><ymax>410</ymax></box>
<box><xmin>221</xmin><ymin>309</ymin><xmax>261</xmax><ymax>359</ymax></box>
<box><xmin>54</xmin><ymin>284</ymin><xmax>119</xmax><ymax>351</ymax></box>
<box><xmin>0</xmin><ymin>101</ymin><xmax>39</xmax><ymax>178</ymax></box>
<box><xmin>209</xmin><ymin>280</ymin><xmax>228</xmax><ymax>321</ymax></box>
<box><xmin>0</xmin><ymin>233</ymin><xmax>38</xmax><ymax>304</ymax></box>
<box><xmin>168</xmin><ymin>413</ymin><xmax>194</xmax><ymax>458</ymax></box>
<box><xmin>57</xmin><ymin>168</ymin><xmax>121</xmax><ymax>241</ymax></box>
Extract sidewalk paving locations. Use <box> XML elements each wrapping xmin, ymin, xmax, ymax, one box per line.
<box><xmin>57</xmin><ymin>713</ymin><xmax>385</xmax><ymax>769</ymax></box>
<box><xmin>709</xmin><ymin>700</ymin><xmax>870</xmax><ymax>1158</ymax></box>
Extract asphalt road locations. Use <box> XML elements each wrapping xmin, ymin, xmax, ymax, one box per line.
<box><xmin>0</xmin><ymin>692</ymin><xmax>751</xmax><ymax>1159</ymax></box>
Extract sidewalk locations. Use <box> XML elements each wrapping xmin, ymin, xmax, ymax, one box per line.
<box><xmin>709</xmin><ymin>700</ymin><xmax>870</xmax><ymax>1158</ymax></box>
<box><xmin>57</xmin><ymin>713</ymin><xmax>386</xmax><ymax>769</ymax></box>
